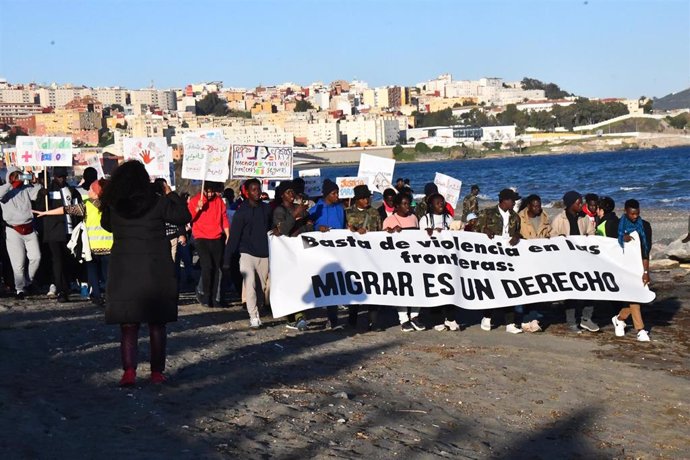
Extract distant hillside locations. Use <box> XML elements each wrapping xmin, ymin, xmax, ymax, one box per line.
<box><xmin>653</xmin><ymin>88</ymin><xmax>690</xmax><ymax>110</ymax></box>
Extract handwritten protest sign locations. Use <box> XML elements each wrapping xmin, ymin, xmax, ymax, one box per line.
<box><xmin>269</xmin><ymin>230</ymin><xmax>655</xmax><ymax>317</ymax></box>
<box><xmin>123</xmin><ymin>137</ymin><xmax>169</xmax><ymax>177</ymax></box>
<box><xmin>336</xmin><ymin>177</ymin><xmax>369</xmax><ymax>199</ymax></box>
<box><xmin>434</xmin><ymin>172</ymin><xmax>462</xmax><ymax>209</ymax></box>
<box><xmin>15</xmin><ymin>136</ymin><xmax>73</xmax><ymax>167</ymax></box>
<box><xmin>231</xmin><ymin>145</ymin><xmax>293</xmax><ymax>179</ymax></box>
<box><xmin>182</xmin><ymin>136</ymin><xmax>230</xmax><ymax>182</ymax></box>
<box><xmin>357</xmin><ymin>153</ymin><xmax>395</xmax><ymax>193</ymax></box>
<box><xmin>85</xmin><ymin>151</ymin><xmax>105</xmax><ymax>178</ymax></box>
<box><xmin>298</xmin><ymin>168</ymin><xmax>321</xmax><ymax>197</ymax></box>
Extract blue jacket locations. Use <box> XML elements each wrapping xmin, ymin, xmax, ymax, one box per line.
<box><xmin>309</xmin><ymin>199</ymin><xmax>346</xmax><ymax>230</ymax></box>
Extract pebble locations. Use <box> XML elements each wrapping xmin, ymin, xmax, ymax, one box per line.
<box><xmin>332</xmin><ymin>391</ymin><xmax>349</xmax><ymax>400</ymax></box>
<box><xmin>337</xmin><ymin>418</ymin><xmax>346</xmax><ymax>424</ymax></box>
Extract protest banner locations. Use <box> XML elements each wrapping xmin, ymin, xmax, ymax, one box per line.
<box><xmin>182</xmin><ymin>129</ymin><xmax>223</xmax><ymax>140</ymax></box>
<box><xmin>122</xmin><ymin>137</ymin><xmax>169</xmax><ymax>177</ymax></box>
<box><xmin>335</xmin><ymin>177</ymin><xmax>369</xmax><ymax>199</ymax></box>
<box><xmin>268</xmin><ymin>230</ymin><xmax>655</xmax><ymax>317</ymax></box>
<box><xmin>181</xmin><ymin>136</ymin><xmax>231</xmax><ymax>182</ymax></box>
<box><xmin>434</xmin><ymin>172</ymin><xmax>462</xmax><ymax>209</ymax></box>
<box><xmin>15</xmin><ymin>136</ymin><xmax>73</xmax><ymax>167</ymax></box>
<box><xmin>298</xmin><ymin>168</ymin><xmax>322</xmax><ymax>197</ymax></box>
<box><xmin>357</xmin><ymin>153</ymin><xmax>395</xmax><ymax>193</ymax></box>
<box><xmin>231</xmin><ymin>144</ymin><xmax>293</xmax><ymax>179</ymax></box>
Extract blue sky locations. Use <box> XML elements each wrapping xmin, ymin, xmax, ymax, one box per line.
<box><xmin>0</xmin><ymin>0</ymin><xmax>688</xmax><ymax>98</ymax></box>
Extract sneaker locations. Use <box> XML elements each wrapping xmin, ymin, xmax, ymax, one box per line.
<box><xmin>445</xmin><ymin>320</ymin><xmax>461</xmax><ymax>331</ymax></box>
<box><xmin>637</xmin><ymin>329</ymin><xmax>650</xmax><ymax>342</ymax></box>
<box><xmin>296</xmin><ymin>318</ymin><xmax>308</xmax><ymax>331</ymax></box>
<box><xmin>15</xmin><ymin>291</ymin><xmax>25</xmax><ymax>300</ymax></box>
<box><xmin>611</xmin><ymin>315</ymin><xmax>626</xmax><ymax>337</ymax></box>
<box><xmin>368</xmin><ymin>323</ymin><xmax>385</xmax><ymax>332</ymax></box>
<box><xmin>506</xmin><ymin>323</ymin><xmax>523</xmax><ymax>334</ymax></box>
<box><xmin>249</xmin><ymin>317</ymin><xmax>262</xmax><ymax>329</ymax></box>
<box><xmin>568</xmin><ymin>324</ymin><xmax>582</xmax><ymax>334</ymax></box>
<box><xmin>480</xmin><ymin>317</ymin><xmax>492</xmax><ymax>331</ymax></box>
<box><xmin>410</xmin><ymin>317</ymin><xmax>426</xmax><ymax>331</ymax></box>
<box><xmin>57</xmin><ymin>293</ymin><xmax>70</xmax><ymax>303</ymax></box>
<box><xmin>119</xmin><ymin>368</ymin><xmax>136</xmax><ymax>387</ymax></box>
<box><xmin>285</xmin><ymin>321</ymin><xmax>299</xmax><ymax>330</ymax></box>
<box><xmin>330</xmin><ymin>323</ymin><xmax>344</xmax><ymax>331</ymax></box>
<box><xmin>400</xmin><ymin>321</ymin><xmax>415</xmax><ymax>332</ymax></box>
<box><xmin>47</xmin><ymin>284</ymin><xmax>57</xmax><ymax>297</ymax></box>
<box><xmin>434</xmin><ymin>323</ymin><xmax>448</xmax><ymax>331</ymax></box>
<box><xmin>580</xmin><ymin>318</ymin><xmax>600</xmax><ymax>332</ymax></box>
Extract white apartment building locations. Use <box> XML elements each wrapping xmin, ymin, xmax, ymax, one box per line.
<box><xmin>339</xmin><ymin>116</ymin><xmax>399</xmax><ymax>146</ymax></box>
<box><xmin>92</xmin><ymin>88</ymin><xmax>128</xmax><ymax>106</ymax></box>
<box><xmin>220</xmin><ymin>125</ymin><xmax>293</xmax><ymax>146</ymax></box>
<box><xmin>330</xmin><ymin>94</ymin><xmax>352</xmax><ymax>114</ymax></box>
<box><xmin>311</xmin><ymin>91</ymin><xmax>330</xmax><ymax>110</ymax></box>
<box><xmin>0</xmin><ymin>88</ymin><xmax>35</xmax><ymax>104</ymax></box>
<box><xmin>374</xmin><ymin>87</ymin><xmax>389</xmax><ymax>108</ymax></box>
<box><xmin>306</xmin><ymin>119</ymin><xmax>340</xmax><ymax>148</ymax></box>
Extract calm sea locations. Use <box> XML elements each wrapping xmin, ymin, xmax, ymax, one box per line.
<box><xmin>310</xmin><ymin>147</ymin><xmax>690</xmax><ymax>211</ymax></box>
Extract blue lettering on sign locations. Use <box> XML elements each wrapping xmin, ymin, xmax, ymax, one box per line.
<box><xmin>41</xmin><ymin>153</ymin><xmax>51</xmax><ymax>161</ymax></box>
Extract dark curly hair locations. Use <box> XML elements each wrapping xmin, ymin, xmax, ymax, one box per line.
<box><xmin>99</xmin><ymin>160</ymin><xmax>156</xmax><ymax>219</ymax></box>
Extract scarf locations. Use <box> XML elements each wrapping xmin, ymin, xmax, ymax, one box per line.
<box><xmin>618</xmin><ymin>214</ymin><xmax>648</xmax><ymax>253</ymax></box>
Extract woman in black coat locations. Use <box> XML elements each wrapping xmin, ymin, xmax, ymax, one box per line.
<box><xmin>100</xmin><ymin>161</ymin><xmax>191</xmax><ymax>386</ymax></box>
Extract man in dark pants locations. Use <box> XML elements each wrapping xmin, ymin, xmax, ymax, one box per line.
<box><xmin>36</xmin><ymin>167</ymin><xmax>81</xmax><ymax>302</ymax></box>
<box><xmin>188</xmin><ymin>182</ymin><xmax>229</xmax><ymax>308</ymax></box>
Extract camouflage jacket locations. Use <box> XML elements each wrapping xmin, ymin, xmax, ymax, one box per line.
<box><xmin>346</xmin><ymin>206</ymin><xmax>382</xmax><ymax>232</ymax></box>
<box><xmin>414</xmin><ymin>200</ymin><xmax>428</xmax><ymax>219</ymax></box>
<box><xmin>475</xmin><ymin>206</ymin><xmax>520</xmax><ymax>238</ymax></box>
<box><xmin>461</xmin><ymin>194</ymin><xmax>479</xmax><ymax>221</ymax></box>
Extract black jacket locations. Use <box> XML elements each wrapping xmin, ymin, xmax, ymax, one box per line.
<box><xmin>36</xmin><ymin>182</ymin><xmax>82</xmax><ymax>242</ymax></box>
<box><xmin>225</xmin><ymin>201</ymin><xmax>272</xmax><ymax>264</ymax></box>
<box><xmin>102</xmin><ymin>192</ymin><xmax>191</xmax><ymax>324</ymax></box>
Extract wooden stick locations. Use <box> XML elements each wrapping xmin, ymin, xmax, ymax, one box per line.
<box><xmin>43</xmin><ymin>167</ymin><xmax>49</xmax><ymax>210</ymax></box>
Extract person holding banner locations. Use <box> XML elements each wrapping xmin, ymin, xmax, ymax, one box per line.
<box><xmin>475</xmin><ymin>188</ymin><xmax>524</xmax><ymax>334</ymax></box>
<box><xmin>0</xmin><ymin>167</ymin><xmax>42</xmax><ymax>299</ymax></box>
<box><xmin>188</xmin><ymin>182</ymin><xmax>229</xmax><ymax>308</ymax></box>
<box><xmin>99</xmin><ymin>160</ymin><xmax>191</xmax><ymax>386</ymax></box>
<box><xmin>612</xmin><ymin>199</ymin><xmax>653</xmax><ymax>342</ymax></box>
<box><xmin>272</xmin><ymin>180</ymin><xmax>313</xmax><ymax>331</ymax></box>
<box><xmin>382</xmin><ymin>192</ymin><xmax>427</xmax><ymax>332</ymax></box>
<box><xmin>378</xmin><ymin>188</ymin><xmax>396</xmax><ymax>222</ymax></box>
<box><xmin>551</xmin><ymin>190</ymin><xmax>599</xmax><ymax>334</ymax></box>
<box><xmin>225</xmin><ymin>179</ymin><xmax>272</xmax><ymax>329</ymax></box>
<box><xmin>36</xmin><ymin>167</ymin><xmax>82</xmax><ymax>303</ymax></box>
<box><xmin>346</xmin><ymin>184</ymin><xmax>383</xmax><ymax>331</ymax></box>
<box><xmin>309</xmin><ymin>179</ymin><xmax>347</xmax><ymax>329</ymax></box>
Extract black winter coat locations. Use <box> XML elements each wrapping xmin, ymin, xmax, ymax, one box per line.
<box><xmin>102</xmin><ymin>192</ymin><xmax>191</xmax><ymax>324</ymax></box>
<box><xmin>36</xmin><ymin>183</ymin><xmax>82</xmax><ymax>242</ymax></box>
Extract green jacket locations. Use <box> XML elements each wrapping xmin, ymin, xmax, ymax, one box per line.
<box><xmin>475</xmin><ymin>206</ymin><xmax>520</xmax><ymax>238</ymax></box>
<box><xmin>346</xmin><ymin>206</ymin><xmax>381</xmax><ymax>232</ymax></box>
<box><xmin>461</xmin><ymin>194</ymin><xmax>479</xmax><ymax>221</ymax></box>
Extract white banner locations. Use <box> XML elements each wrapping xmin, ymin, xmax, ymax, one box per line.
<box><xmin>15</xmin><ymin>136</ymin><xmax>73</xmax><ymax>167</ymax></box>
<box><xmin>123</xmin><ymin>137</ymin><xmax>169</xmax><ymax>177</ymax></box>
<box><xmin>434</xmin><ymin>172</ymin><xmax>462</xmax><ymax>209</ymax></box>
<box><xmin>231</xmin><ymin>144</ymin><xmax>293</xmax><ymax>179</ymax></box>
<box><xmin>181</xmin><ymin>136</ymin><xmax>230</xmax><ymax>182</ymax></box>
<box><xmin>268</xmin><ymin>230</ymin><xmax>655</xmax><ymax>317</ymax></box>
<box><xmin>336</xmin><ymin>176</ymin><xmax>369</xmax><ymax>199</ymax></box>
<box><xmin>85</xmin><ymin>151</ymin><xmax>105</xmax><ymax>178</ymax></box>
<box><xmin>357</xmin><ymin>153</ymin><xmax>395</xmax><ymax>193</ymax></box>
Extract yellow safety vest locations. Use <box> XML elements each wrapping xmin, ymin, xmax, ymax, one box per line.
<box><xmin>85</xmin><ymin>201</ymin><xmax>113</xmax><ymax>253</ymax></box>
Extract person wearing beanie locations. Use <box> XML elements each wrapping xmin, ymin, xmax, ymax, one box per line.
<box><xmin>550</xmin><ymin>190</ymin><xmax>598</xmax><ymax>334</ymax></box>
<box><xmin>345</xmin><ymin>184</ymin><xmax>383</xmax><ymax>331</ymax></box>
<box><xmin>309</xmin><ymin>179</ymin><xmax>346</xmax><ymax>329</ymax></box>
<box><xmin>0</xmin><ymin>167</ymin><xmax>43</xmax><ymax>299</ymax></box>
<box><xmin>34</xmin><ymin>178</ymin><xmax>113</xmax><ymax>307</ymax></box>
<box><xmin>474</xmin><ymin>188</ymin><xmax>523</xmax><ymax>334</ymax></box>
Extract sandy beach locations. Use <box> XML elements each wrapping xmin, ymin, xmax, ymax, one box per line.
<box><xmin>1</xmin><ymin>209</ymin><xmax>688</xmax><ymax>459</ymax></box>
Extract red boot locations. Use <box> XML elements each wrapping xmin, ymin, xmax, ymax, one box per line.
<box><xmin>150</xmin><ymin>371</ymin><xmax>167</xmax><ymax>384</ymax></box>
<box><xmin>119</xmin><ymin>368</ymin><xmax>136</xmax><ymax>387</ymax></box>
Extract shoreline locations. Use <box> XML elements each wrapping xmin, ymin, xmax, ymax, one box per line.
<box><xmin>298</xmin><ymin>140</ymin><xmax>690</xmax><ymax>168</ymax></box>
